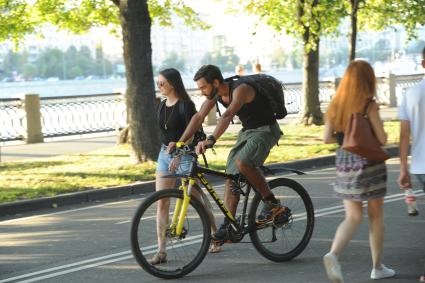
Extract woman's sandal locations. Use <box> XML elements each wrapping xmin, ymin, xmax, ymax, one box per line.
<box><xmin>208</xmin><ymin>242</ymin><xmax>222</xmax><ymax>253</ymax></box>
<box><xmin>149</xmin><ymin>251</ymin><xmax>167</xmax><ymax>265</ymax></box>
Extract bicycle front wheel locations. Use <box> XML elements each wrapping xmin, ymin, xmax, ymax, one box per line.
<box><xmin>249</xmin><ymin>178</ymin><xmax>314</xmax><ymax>262</ymax></box>
<box><xmin>130</xmin><ymin>188</ymin><xmax>211</xmax><ymax>279</ymax></box>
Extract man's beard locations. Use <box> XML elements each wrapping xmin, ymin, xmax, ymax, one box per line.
<box><xmin>207</xmin><ymin>87</ymin><xmax>218</xmax><ymax>100</ymax></box>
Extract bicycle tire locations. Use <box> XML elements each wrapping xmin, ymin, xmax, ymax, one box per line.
<box><xmin>130</xmin><ymin>188</ymin><xmax>211</xmax><ymax>279</ymax></box>
<box><xmin>249</xmin><ymin>178</ymin><xmax>315</xmax><ymax>262</ymax></box>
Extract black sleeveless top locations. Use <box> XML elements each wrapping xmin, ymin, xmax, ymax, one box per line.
<box><xmin>336</xmin><ymin>132</ymin><xmax>344</xmax><ymax>146</ymax></box>
<box><xmin>218</xmin><ymin>83</ymin><xmax>275</xmax><ymax>129</ymax></box>
<box><xmin>157</xmin><ymin>100</ymin><xmax>196</xmax><ymax>145</ymax></box>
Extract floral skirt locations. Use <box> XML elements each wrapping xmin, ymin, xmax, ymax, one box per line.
<box><xmin>334</xmin><ymin>148</ymin><xmax>387</xmax><ymax>201</ymax></box>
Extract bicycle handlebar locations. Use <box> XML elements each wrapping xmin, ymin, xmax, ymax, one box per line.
<box><xmin>172</xmin><ymin>142</ymin><xmax>214</xmax><ymax>157</ymax></box>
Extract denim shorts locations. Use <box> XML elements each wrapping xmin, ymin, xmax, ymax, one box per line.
<box><xmin>156</xmin><ymin>145</ymin><xmax>194</xmax><ymax>174</ymax></box>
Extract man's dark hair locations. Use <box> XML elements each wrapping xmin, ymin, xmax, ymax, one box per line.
<box><xmin>193</xmin><ymin>65</ymin><xmax>224</xmax><ymax>84</ymax></box>
<box><xmin>422</xmin><ymin>46</ymin><xmax>425</xmax><ymax>60</ymax></box>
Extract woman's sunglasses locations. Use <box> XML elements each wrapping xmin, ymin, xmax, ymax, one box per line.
<box><xmin>156</xmin><ymin>81</ymin><xmax>166</xmax><ymax>87</ymax></box>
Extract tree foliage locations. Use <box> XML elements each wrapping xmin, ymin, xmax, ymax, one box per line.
<box><xmin>1</xmin><ymin>0</ymin><xmax>208</xmax><ymax>161</ymax></box>
<box><xmin>159</xmin><ymin>52</ymin><xmax>186</xmax><ymax>72</ymax></box>
<box><xmin>344</xmin><ymin>0</ymin><xmax>425</xmax><ymax>61</ymax></box>
<box><xmin>1</xmin><ymin>46</ymin><xmax>114</xmax><ymax>80</ymax></box>
<box><xmin>201</xmin><ymin>50</ymin><xmax>240</xmax><ymax>72</ymax></box>
<box><xmin>237</xmin><ymin>0</ymin><xmax>345</xmax><ymax>51</ymax></box>
<box><xmin>234</xmin><ymin>0</ymin><xmax>345</xmax><ymax>125</ymax></box>
<box><xmin>358</xmin><ymin>0</ymin><xmax>425</xmax><ymax>39</ymax></box>
<box><xmin>1</xmin><ymin>0</ymin><xmax>208</xmax><ymax>45</ymax></box>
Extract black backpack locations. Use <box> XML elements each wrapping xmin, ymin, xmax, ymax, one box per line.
<box><xmin>157</xmin><ymin>100</ymin><xmax>206</xmax><ymax>148</ymax></box>
<box><xmin>224</xmin><ymin>74</ymin><xmax>287</xmax><ymax>119</ymax></box>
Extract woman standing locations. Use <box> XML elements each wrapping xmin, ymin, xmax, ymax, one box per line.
<box><xmin>322</xmin><ymin>60</ymin><xmax>395</xmax><ymax>282</ymax></box>
<box><xmin>150</xmin><ymin>68</ymin><xmax>220</xmax><ymax>265</ymax></box>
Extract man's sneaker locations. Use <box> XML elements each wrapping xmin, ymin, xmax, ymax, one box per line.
<box><xmin>323</xmin><ymin>252</ymin><xmax>344</xmax><ymax>283</ymax></box>
<box><xmin>370</xmin><ymin>264</ymin><xmax>395</xmax><ymax>280</ymax></box>
<box><xmin>211</xmin><ymin>221</ymin><xmax>229</xmax><ymax>243</ymax></box>
<box><xmin>256</xmin><ymin>199</ymin><xmax>286</xmax><ymax>224</ymax></box>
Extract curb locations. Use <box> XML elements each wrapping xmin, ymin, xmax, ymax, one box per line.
<box><xmin>0</xmin><ymin>145</ymin><xmax>399</xmax><ymax>217</ymax></box>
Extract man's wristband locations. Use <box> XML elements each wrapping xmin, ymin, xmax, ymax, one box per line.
<box><xmin>207</xmin><ymin>135</ymin><xmax>216</xmax><ymax>146</ymax></box>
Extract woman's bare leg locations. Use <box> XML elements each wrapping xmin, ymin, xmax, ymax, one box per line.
<box><xmin>155</xmin><ymin>172</ymin><xmax>176</xmax><ymax>253</ymax></box>
<box><xmin>330</xmin><ymin>200</ymin><xmax>363</xmax><ymax>256</ymax></box>
<box><xmin>367</xmin><ymin>198</ymin><xmax>384</xmax><ymax>269</ymax></box>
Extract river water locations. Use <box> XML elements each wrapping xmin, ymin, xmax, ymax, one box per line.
<box><xmin>0</xmin><ymin>78</ymin><xmax>127</xmax><ymax>99</ymax></box>
<box><xmin>0</xmin><ymin>69</ymin><xmax>307</xmax><ymax>99</ymax></box>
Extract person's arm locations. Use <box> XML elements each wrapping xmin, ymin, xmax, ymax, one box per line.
<box><xmin>368</xmin><ymin>102</ymin><xmax>387</xmax><ymax>145</ymax></box>
<box><xmin>196</xmin><ymin>84</ymin><xmax>253</xmax><ymax>154</ymax></box>
<box><xmin>211</xmin><ymin>84</ymin><xmax>251</xmax><ymax>139</ymax></box>
<box><xmin>178</xmin><ymin>98</ymin><xmax>215</xmax><ymax>144</ymax></box>
<box><xmin>398</xmin><ymin>120</ymin><xmax>412</xmax><ymax>189</ymax></box>
<box><xmin>323</xmin><ymin>118</ymin><xmax>336</xmax><ymax>144</ymax></box>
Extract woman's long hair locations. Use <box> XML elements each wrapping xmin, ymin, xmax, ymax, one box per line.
<box><xmin>159</xmin><ymin>68</ymin><xmax>192</xmax><ymax>101</ymax></box>
<box><xmin>326</xmin><ymin>60</ymin><xmax>377</xmax><ymax>132</ymax></box>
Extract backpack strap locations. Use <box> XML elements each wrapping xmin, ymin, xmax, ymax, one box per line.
<box><xmin>157</xmin><ymin>99</ymin><xmax>166</xmax><ymax>122</ymax></box>
<box><xmin>179</xmin><ymin>100</ymin><xmax>190</xmax><ymax>126</ymax></box>
<box><xmin>215</xmin><ymin>98</ymin><xmax>222</xmax><ymax>117</ymax></box>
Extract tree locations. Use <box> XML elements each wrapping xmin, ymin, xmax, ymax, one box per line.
<box><xmin>36</xmin><ymin>48</ymin><xmax>64</xmax><ymax>78</ymax></box>
<box><xmin>236</xmin><ymin>0</ymin><xmax>345</xmax><ymax>125</ymax></box>
<box><xmin>159</xmin><ymin>52</ymin><xmax>186</xmax><ymax>72</ymax></box>
<box><xmin>347</xmin><ymin>0</ymin><xmax>425</xmax><ymax>62</ymax></box>
<box><xmin>347</xmin><ymin>0</ymin><xmax>360</xmax><ymax>61</ymax></box>
<box><xmin>201</xmin><ymin>50</ymin><xmax>240</xmax><ymax>72</ymax></box>
<box><xmin>0</xmin><ymin>0</ymin><xmax>207</xmax><ymax>162</ymax></box>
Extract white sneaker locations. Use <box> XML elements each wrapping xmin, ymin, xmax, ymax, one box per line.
<box><xmin>370</xmin><ymin>264</ymin><xmax>395</xmax><ymax>280</ymax></box>
<box><xmin>323</xmin><ymin>252</ymin><xmax>344</xmax><ymax>283</ymax></box>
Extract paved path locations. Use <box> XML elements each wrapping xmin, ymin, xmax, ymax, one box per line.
<box><xmin>0</xmin><ymin>107</ymin><xmax>398</xmax><ymax>163</ymax></box>
<box><xmin>0</xmin><ymin>160</ymin><xmax>423</xmax><ymax>283</ymax></box>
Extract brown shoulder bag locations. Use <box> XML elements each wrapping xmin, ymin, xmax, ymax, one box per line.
<box><xmin>342</xmin><ymin>100</ymin><xmax>390</xmax><ymax>161</ymax></box>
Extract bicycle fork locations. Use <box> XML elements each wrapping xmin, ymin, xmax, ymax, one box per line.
<box><xmin>171</xmin><ymin>178</ymin><xmax>196</xmax><ymax>237</ymax></box>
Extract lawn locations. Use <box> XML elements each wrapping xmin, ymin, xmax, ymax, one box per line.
<box><xmin>0</xmin><ymin>121</ymin><xmax>400</xmax><ymax>203</ymax></box>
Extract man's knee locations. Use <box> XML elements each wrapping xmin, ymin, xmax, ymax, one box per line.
<box><xmin>235</xmin><ymin>158</ymin><xmax>251</xmax><ymax>173</ymax></box>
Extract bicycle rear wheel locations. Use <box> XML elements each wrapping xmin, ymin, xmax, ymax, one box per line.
<box><xmin>130</xmin><ymin>188</ymin><xmax>211</xmax><ymax>279</ymax></box>
<box><xmin>249</xmin><ymin>178</ymin><xmax>314</xmax><ymax>262</ymax></box>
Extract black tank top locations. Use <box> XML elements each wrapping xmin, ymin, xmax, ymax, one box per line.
<box><xmin>336</xmin><ymin>132</ymin><xmax>344</xmax><ymax>146</ymax></box>
<box><xmin>218</xmin><ymin>84</ymin><xmax>275</xmax><ymax>129</ymax></box>
<box><xmin>158</xmin><ymin>100</ymin><xmax>196</xmax><ymax>145</ymax></box>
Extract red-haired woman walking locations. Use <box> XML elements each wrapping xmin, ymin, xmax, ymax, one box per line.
<box><xmin>322</xmin><ymin>60</ymin><xmax>395</xmax><ymax>282</ymax></box>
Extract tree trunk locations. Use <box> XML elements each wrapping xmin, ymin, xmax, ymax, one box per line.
<box><xmin>119</xmin><ymin>0</ymin><xmax>160</xmax><ymax>162</ymax></box>
<box><xmin>348</xmin><ymin>0</ymin><xmax>359</xmax><ymax>62</ymax></box>
<box><xmin>300</xmin><ymin>39</ymin><xmax>323</xmax><ymax>125</ymax></box>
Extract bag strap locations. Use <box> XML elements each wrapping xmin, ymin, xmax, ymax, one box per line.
<box><xmin>362</xmin><ymin>99</ymin><xmax>374</xmax><ymax>117</ymax></box>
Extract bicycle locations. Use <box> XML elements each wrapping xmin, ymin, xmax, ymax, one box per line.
<box><xmin>130</xmin><ymin>145</ymin><xmax>315</xmax><ymax>279</ymax></box>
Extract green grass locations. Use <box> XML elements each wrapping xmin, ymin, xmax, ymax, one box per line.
<box><xmin>0</xmin><ymin>121</ymin><xmax>400</xmax><ymax>203</ymax></box>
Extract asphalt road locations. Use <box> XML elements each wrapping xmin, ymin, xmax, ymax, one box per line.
<box><xmin>1</xmin><ymin>158</ymin><xmax>424</xmax><ymax>283</ymax></box>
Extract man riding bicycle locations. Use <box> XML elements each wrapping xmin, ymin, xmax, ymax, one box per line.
<box><xmin>177</xmin><ymin>64</ymin><xmax>289</xmax><ymax>243</ymax></box>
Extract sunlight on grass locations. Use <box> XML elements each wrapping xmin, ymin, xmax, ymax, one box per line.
<box><xmin>0</xmin><ymin>121</ymin><xmax>400</xmax><ymax>203</ymax></box>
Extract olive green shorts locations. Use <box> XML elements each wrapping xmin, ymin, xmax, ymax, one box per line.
<box><xmin>226</xmin><ymin>122</ymin><xmax>281</xmax><ymax>175</ymax></box>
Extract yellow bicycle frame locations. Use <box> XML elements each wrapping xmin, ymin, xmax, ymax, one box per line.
<box><xmin>171</xmin><ymin>178</ymin><xmax>196</xmax><ymax>236</ymax></box>
<box><xmin>170</xmin><ymin>173</ymin><xmax>236</xmax><ymax>237</ymax></box>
